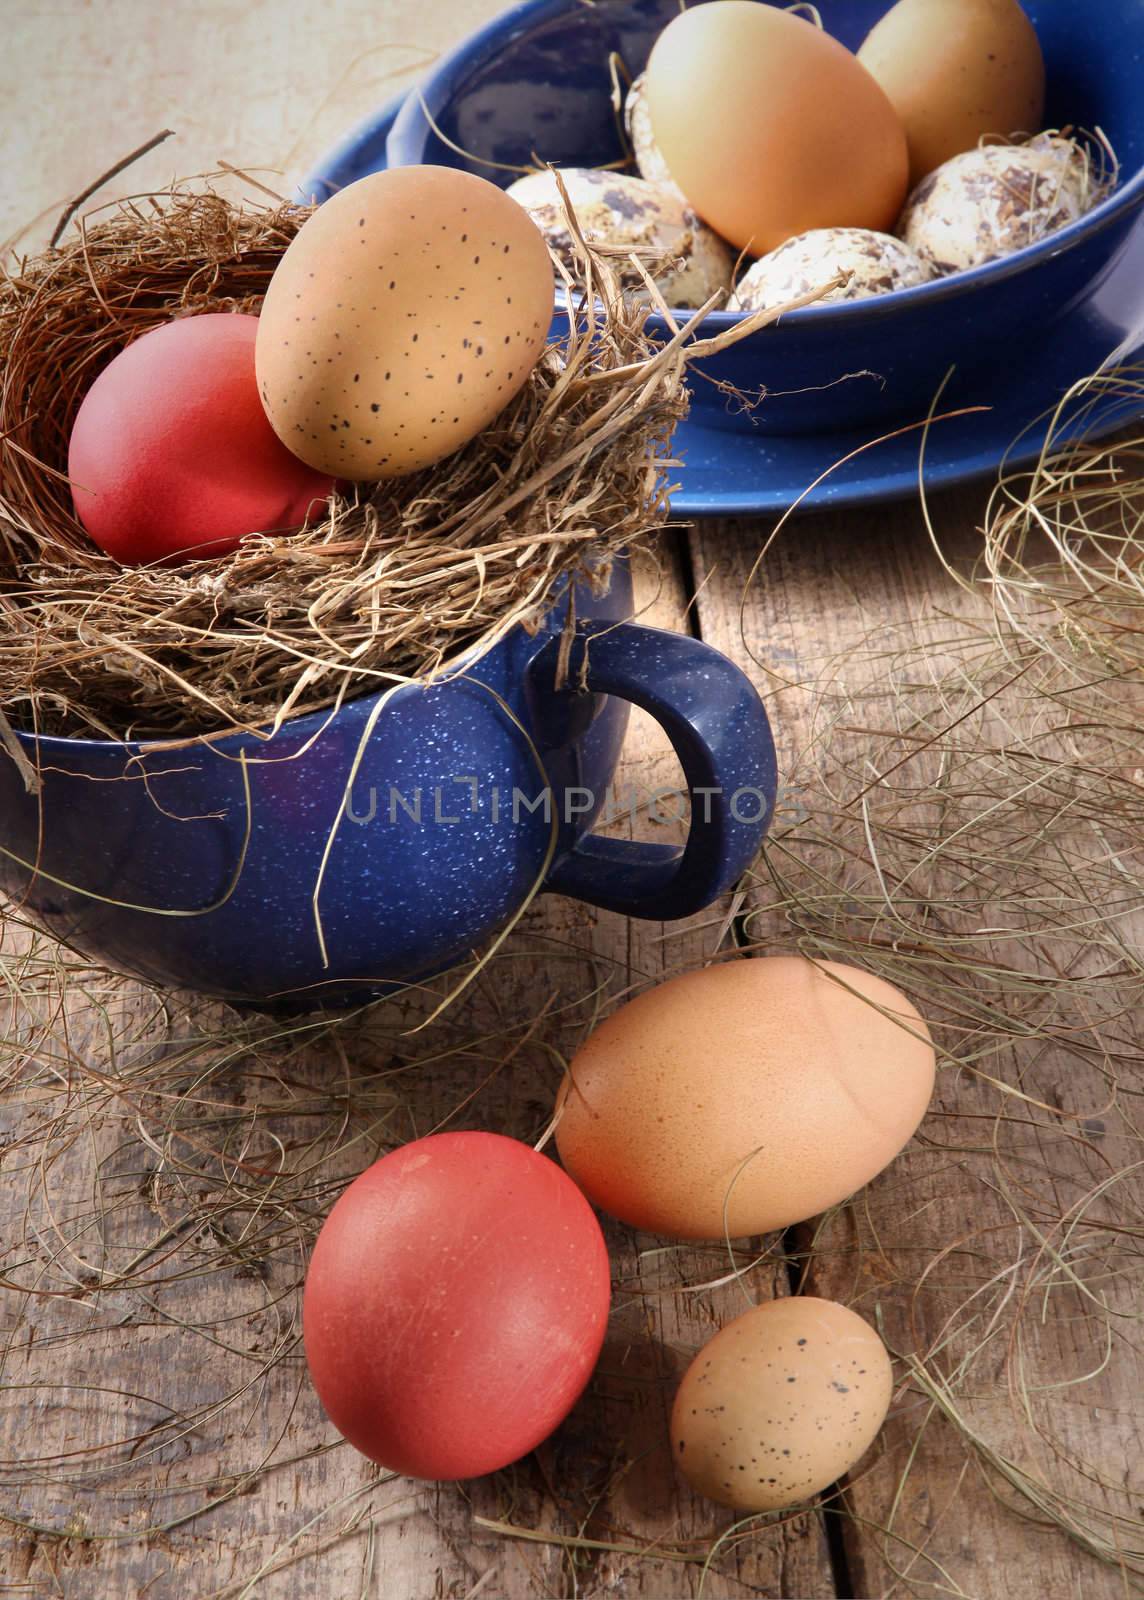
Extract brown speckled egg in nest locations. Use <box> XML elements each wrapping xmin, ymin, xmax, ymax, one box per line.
<box><xmin>256</xmin><ymin>167</ymin><xmax>555</xmax><ymax>481</ymax></box>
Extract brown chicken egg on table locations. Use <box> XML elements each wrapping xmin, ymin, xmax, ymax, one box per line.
<box><xmin>729</xmin><ymin>228</ymin><xmax>934</xmax><ymax>312</ymax></box>
<box><xmin>643</xmin><ymin>1</ymin><xmax>909</xmax><ymax>255</ymax></box>
<box><xmin>858</xmin><ymin>0</ymin><xmax>1046</xmax><ymax>186</ymax></box>
<box><xmin>899</xmin><ymin>135</ymin><xmax>1105</xmax><ymax>274</ymax></box>
<box><xmin>554</xmin><ymin>956</ymin><xmax>935</xmax><ymax>1241</ymax></box>
<box><xmin>506</xmin><ymin>167</ymin><xmax>735</xmax><ymax>308</ymax></box>
<box><xmin>671</xmin><ymin>1298</ymin><xmax>894</xmax><ymax>1512</ymax></box>
<box><xmin>256</xmin><ymin>166</ymin><xmax>554</xmax><ymax>479</ymax></box>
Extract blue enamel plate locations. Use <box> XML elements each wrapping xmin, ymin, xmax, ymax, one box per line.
<box><xmin>664</xmin><ymin>269</ymin><xmax>1144</xmax><ymax>515</ymax></box>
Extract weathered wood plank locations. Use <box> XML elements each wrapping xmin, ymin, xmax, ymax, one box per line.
<box><xmin>689</xmin><ymin>500</ymin><xmax>1144</xmax><ymax>1600</ymax></box>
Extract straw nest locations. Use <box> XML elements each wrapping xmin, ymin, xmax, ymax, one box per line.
<box><xmin>0</xmin><ymin>181</ymin><xmax>765</xmax><ymax>743</ymax></box>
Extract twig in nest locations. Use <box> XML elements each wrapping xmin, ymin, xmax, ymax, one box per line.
<box><xmin>50</xmin><ymin>129</ymin><xmax>176</xmax><ymax>248</ymax></box>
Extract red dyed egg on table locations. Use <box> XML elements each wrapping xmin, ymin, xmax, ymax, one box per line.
<box><xmin>67</xmin><ymin>313</ymin><xmax>334</xmax><ymax>565</ymax></box>
<box><xmin>303</xmin><ymin>1131</ymin><xmax>611</xmax><ymax>1480</ymax></box>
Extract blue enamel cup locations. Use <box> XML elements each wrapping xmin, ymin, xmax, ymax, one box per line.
<box><xmin>0</xmin><ymin>562</ymin><xmax>776</xmax><ymax>1008</ymax></box>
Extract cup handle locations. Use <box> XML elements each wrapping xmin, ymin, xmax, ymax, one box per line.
<box><xmin>535</xmin><ymin>622</ymin><xmax>778</xmax><ymax>920</ymax></box>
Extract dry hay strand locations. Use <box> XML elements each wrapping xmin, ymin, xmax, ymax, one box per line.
<box><xmin>0</xmin><ymin>180</ymin><xmax>701</xmax><ymax>741</ymax></box>
<box><xmin>981</xmin><ymin>362</ymin><xmax>1144</xmax><ymax>685</ymax></box>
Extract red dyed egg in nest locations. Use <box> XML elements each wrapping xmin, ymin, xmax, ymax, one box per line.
<box><xmin>68</xmin><ymin>312</ymin><xmax>334</xmax><ymax>565</ymax></box>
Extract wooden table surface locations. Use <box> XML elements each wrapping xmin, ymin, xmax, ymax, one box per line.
<box><xmin>2</xmin><ymin>4</ymin><xmax>1140</xmax><ymax>1598</ymax></box>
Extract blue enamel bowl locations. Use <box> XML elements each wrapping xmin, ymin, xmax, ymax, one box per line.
<box><xmin>0</xmin><ymin>563</ymin><xmax>777</xmax><ymax>1009</ymax></box>
<box><xmin>310</xmin><ymin>0</ymin><xmax>1144</xmax><ymax>435</ymax></box>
